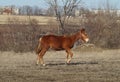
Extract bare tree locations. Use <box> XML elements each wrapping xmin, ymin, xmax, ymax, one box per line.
<box><xmin>19</xmin><ymin>6</ymin><xmax>32</xmax><ymax>15</ymax></box>
<box><xmin>46</xmin><ymin>0</ymin><xmax>82</xmax><ymax>34</ymax></box>
<box><xmin>46</xmin><ymin>6</ymin><xmax>55</xmax><ymax>16</ymax></box>
<box><xmin>34</xmin><ymin>6</ymin><xmax>43</xmax><ymax>16</ymax></box>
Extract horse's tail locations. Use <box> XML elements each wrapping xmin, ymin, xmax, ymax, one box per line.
<box><xmin>35</xmin><ymin>38</ymin><xmax>42</xmax><ymax>54</ymax></box>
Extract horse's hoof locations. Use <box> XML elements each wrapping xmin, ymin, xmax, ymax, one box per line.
<box><xmin>67</xmin><ymin>61</ymin><xmax>70</xmax><ymax>64</ymax></box>
<box><xmin>43</xmin><ymin>64</ymin><xmax>46</xmax><ymax>66</ymax></box>
<box><xmin>36</xmin><ymin>63</ymin><xmax>39</xmax><ymax>66</ymax></box>
<box><xmin>65</xmin><ymin>62</ymin><xmax>70</xmax><ymax>65</ymax></box>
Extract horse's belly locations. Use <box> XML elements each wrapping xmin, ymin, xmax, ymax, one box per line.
<box><xmin>50</xmin><ymin>45</ymin><xmax>64</xmax><ymax>51</ymax></box>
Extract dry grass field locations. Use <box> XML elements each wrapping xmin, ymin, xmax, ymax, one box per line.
<box><xmin>0</xmin><ymin>49</ymin><xmax>120</xmax><ymax>82</ymax></box>
<box><xmin>0</xmin><ymin>15</ymin><xmax>57</xmax><ymax>25</ymax></box>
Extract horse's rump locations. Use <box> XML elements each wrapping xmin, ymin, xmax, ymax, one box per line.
<box><xmin>35</xmin><ymin>38</ymin><xmax>42</xmax><ymax>54</ymax></box>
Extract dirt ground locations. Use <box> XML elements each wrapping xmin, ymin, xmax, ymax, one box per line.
<box><xmin>0</xmin><ymin>49</ymin><xmax>120</xmax><ymax>82</ymax></box>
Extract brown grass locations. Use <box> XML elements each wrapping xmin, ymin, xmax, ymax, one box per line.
<box><xmin>0</xmin><ymin>49</ymin><xmax>120</xmax><ymax>82</ymax></box>
<box><xmin>0</xmin><ymin>15</ymin><xmax>57</xmax><ymax>25</ymax></box>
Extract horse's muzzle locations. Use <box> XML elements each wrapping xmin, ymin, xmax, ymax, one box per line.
<box><xmin>85</xmin><ymin>38</ymin><xmax>89</xmax><ymax>43</ymax></box>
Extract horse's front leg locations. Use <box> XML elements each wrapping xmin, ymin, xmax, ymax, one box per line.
<box><xmin>67</xmin><ymin>49</ymin><xmax>73</xmax><ymax>64</ymax></box>
<box><xmin>65</xmin><ymin>50</ymin><xmax>69</xmax><ymax>64</ymax></box>
<box><xmin>67</xmin><ymin>53</ymin><xmax>73</xmax><ymax>63</ymax></box>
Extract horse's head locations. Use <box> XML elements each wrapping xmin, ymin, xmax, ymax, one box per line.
<box><xmin>79</xmin><ymin>28</ymin><xmax>89</xmax><ymax>43</ymax></box>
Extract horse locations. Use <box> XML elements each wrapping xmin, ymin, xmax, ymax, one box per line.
<box><xmin>36</xmin><ymin>28</ymin><xmax>89</xmax><ymax>66</ymax></box>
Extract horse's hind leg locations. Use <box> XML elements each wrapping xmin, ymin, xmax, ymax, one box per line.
<box><xmin>38</xmin><ymin>49</ymin><xmax>47</xmax><ymax>66</ymax></box>
<box><xmin>36</xmin><ymin>55</ymin><xmax>40</xmax><ymax>65</ymax></box>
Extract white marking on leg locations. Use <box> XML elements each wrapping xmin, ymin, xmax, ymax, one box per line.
<box><xmin>43</xmin><ymin>64</ymin><xmax>46</xmax><ymax>66</ymax></box>
<box><xmin>67</xmin><ymin>58</ymin><xmax>71</xmax><ymax>63</ymax></box>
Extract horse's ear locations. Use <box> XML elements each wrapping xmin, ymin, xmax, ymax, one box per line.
<box><xmin>80</xmin><ymin>28</ymin><xmax>85</xmax><ymax>32</ymax></box>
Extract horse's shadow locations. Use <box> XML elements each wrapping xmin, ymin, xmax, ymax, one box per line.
<box><xmin>47</xmin><ymin>61</ymin><xmax>99</xmax><ymax>66</ymax></box>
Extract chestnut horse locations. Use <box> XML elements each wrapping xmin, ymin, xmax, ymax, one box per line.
<box><xmin>36</xmin><ymin>28</ymin><xmax>89</xmax><ymax>66</ymax></box>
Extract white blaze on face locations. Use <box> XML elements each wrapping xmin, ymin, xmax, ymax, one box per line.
<box><xmin>85</xmin><ymin>38</ymin><xmax>89</xmax><ymax>42</ymax></box>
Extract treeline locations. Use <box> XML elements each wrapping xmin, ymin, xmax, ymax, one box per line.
<box><xmin>9</xmin><ymin>5</ymin><xmax>56</xmax><ymax>16</ymax></box>
<box><xmin>19</xmin><ymin>6</ymin><xmax>45</xmax><ymax>16</ymax></box>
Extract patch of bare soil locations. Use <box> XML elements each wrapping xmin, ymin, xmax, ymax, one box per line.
<box><xmin>0</xmin><ymin>49</ymin><xmax>120</xmax><ymax>82</ymax></box>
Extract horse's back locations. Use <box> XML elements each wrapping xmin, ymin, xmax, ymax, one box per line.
<box><xmin>41</xmin><ymin>35</ymin><xmax>67</xmax><ymax>49</ymax></box>
<box><xmin>42</xmin><ymin>35</ymin><xmax>64</xmax><ymax>42</ymax></box>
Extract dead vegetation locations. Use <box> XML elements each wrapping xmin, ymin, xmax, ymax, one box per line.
<box><xmin>85</xmin><ymin>10</ymin><xmax>120</xmax><ymax>48</ymax></box>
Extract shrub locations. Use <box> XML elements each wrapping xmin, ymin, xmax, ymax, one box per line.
<box><xmin>85</xmin><ymin>10</ymin><xmax>120</xmax><ymax>48</ymax></box>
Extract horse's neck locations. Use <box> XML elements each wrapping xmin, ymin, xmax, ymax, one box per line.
<box><xmin>70</xmin><ymin>32</ymin><xmax>80</xmax><ymax>43</ymax></box>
